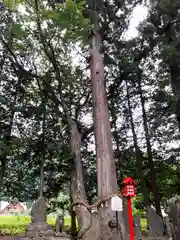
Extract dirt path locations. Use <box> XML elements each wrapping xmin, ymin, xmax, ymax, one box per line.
<box><xmin>0</xmin><ymin>236</ymin><xmax>21</xmax><ymax>240</ymax></box>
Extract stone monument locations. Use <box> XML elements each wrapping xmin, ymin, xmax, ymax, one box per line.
<box><xmin>134</xmin><ymin>215</ymin><xmax>142</xmax><ymax>237</ymax></box>
<box><xmin>146</xmin><ymin>206</ymin><xmax>164</xmax><ymax>237</ymax></box>
<box><xmin>21</xmin><ymin>197</ymin><xmax>55</xmax><ymax>240</ymax></box>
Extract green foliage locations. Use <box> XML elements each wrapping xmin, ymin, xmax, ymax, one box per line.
<box><xmin>48</xmin><ymin>192</ymin><xmax>71</xmax><ymax>214</ymax></box>
<box><xmin>133</xmin><ymin>195</ymin><xmax>146</xmax><ymax>218</ymax></box>
<box><xmin>2</xmin><ymin>0</ymin><xmax>22</xmax><ymax>10</ymax></box>
<box><xmin>42</xmin><ymin>0</ymin><xmax>90</xmax><ymax>42</ymax></box>
<box><xmin>141</xmin><ymin>218</ymin><xmax>148</xmax><ymax>235</ymax></box>
<box><xmin>162</xmin><ymin>43</ymin><xmax>180</xmax><ymax>65</ymax></box>
<box><xmin>11</xmin><ymin>23</ymin><xmax>27</xmax><ymax>38</ymax></box>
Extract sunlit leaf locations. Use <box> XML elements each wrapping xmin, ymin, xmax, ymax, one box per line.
<box><xmin>2</xmin><ymin>0</ymin><xmax>22</xmax><ymax>10</ymax></box>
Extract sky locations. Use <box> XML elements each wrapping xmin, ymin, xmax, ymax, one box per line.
<box><xmin>126</xmin><ymin>5</ymin><xmax>148</xmax><ymax>39</ymax></box>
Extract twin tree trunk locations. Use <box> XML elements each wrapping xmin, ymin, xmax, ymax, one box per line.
<box><xmin>70</xmin><ymin>30</ymin><xmax>127</xmax><ymax>239</ymax></box>
<box><xmin>69</xmin><ymin>23</ymin><xmax>126</xmax><ymax>239</ymax></box>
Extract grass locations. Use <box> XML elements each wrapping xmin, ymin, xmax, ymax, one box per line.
<box><xmin>0</xmin><ymin>215</ymin><xmax>71</xmax><ymax>235</ymax></box>
<box><xmin>141</xmin><ymin>218</ymin><xmax>148</xmax><ymax>235</ymax></box>
<box><xmin>0</xmin><ymin>215</ymin><xmax>148</xmax><ymax>236</ymax></box>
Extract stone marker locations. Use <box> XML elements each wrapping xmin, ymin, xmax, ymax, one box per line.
<box><xmin>134</xmin><ymin>215</ymin><xmax>142</xmax><ymax>237</ymax></box>
<box><xmin>146</xmin><ymin>206</ymin><xmax>164</xmax><ymax>237</ymax></box>
<box><xmin>21</xmin><ymin>197</ymin><xmax>55</xmax><ymax>240</ymax></box>
<box><xmin>123</xmin><ymin>199</ymin><xmax>129</xmax><ymax>234</ymax></box>
<box><xmin>31</xmin><ymin>197</ymin><xmax>47</xmax><ymax>223</ymax></box>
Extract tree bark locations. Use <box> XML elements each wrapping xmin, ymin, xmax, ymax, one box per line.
<box><xmin>70</xmin><ymin>122</ymin><xmax>93</xmax><ymax>240</ymax></box>
<box><xmin>90</xmin><ymin>30</ymin><xmax>125</xmax><ymax>239</ymax></box>
<box><xmin>137</xmin><ymin>67</ymin><xmax>162</xmax><ymax>218</ymax></box>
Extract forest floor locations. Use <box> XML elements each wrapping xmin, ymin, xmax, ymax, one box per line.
<box><xmin>0</xmin><ymin>235</ymin><xmax>71</xmax><ymax>240</ymax></box>
<box><xmin>0</xmin><ymin>236</ymin><xmax>169</xmax><ymax>240</ymax></box>
<box><xmin>0</xmin><ymin>236</ymin><xmax>20</xmax><ymax>240</ymax></box>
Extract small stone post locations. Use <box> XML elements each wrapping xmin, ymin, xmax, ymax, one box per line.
<box><xmin>55</xmin><ymin>214</ymin><xmax>65</xmax><ymax>236</ymax></box>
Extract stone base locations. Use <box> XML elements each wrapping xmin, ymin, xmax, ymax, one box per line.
<box><xmin>54</xmin><ymin>233</ymin><xmax>69</xmax><ymax>238</ymax></box>
<box><xmin>50</xmin><ymin>236</ymin><xmax>70</xmax><ymax>240</ymax></box>
<box><xmin>26</xmin><ymin>222</ymin><xmax>53</xmax><ymax>232</ymax></box>
<box><xmin>21</xmin><ymin>235</ymin><xmax>70</xmax><ymax>240</ymax></box>
<box><xmin>20</xmin><ymin>222</ymin><xmax>70</xmax><ymax>240</ymax></box>
<box><xmin>23</xmin><ymin>222</ymin><xmax>55</xmax><ymax>239</ymax></box>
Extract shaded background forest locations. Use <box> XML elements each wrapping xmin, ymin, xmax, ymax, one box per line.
<box><xmin>0</xmin><ymin>0</ymin><xmax>180</xmax><ymax>217</ymax></box>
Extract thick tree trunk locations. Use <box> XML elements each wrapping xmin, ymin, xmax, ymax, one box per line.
<box><xmin>137</xmin><ymin>68</ymin><xmax>162</xmax><ymax>218</ymax></box>
<box><xmin>126</xmin><ymin>81</ymin><xmax>149</xmax><ymax>207</ymax></box>
<box><xmin>90</xmin><ymin>31</ymin><xmax>125</xmax><ymax>239</ymax></box>
<box><xmin>70</xmin><ymin>122</ymin><xmax>94</xmax><ymax>240</ymax></box>
<box><xmin>91</xmin><ymin>49</ymin><xmax>117</xmax><ymax>199</ymax></box>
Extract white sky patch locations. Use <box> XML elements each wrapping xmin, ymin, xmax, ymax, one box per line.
<box><xmin>125</xmin><ymin>5</ymin><xmax>148</xmax><ymax>39</ymax></box>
